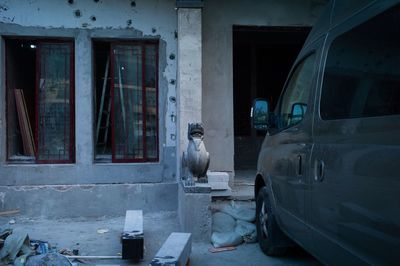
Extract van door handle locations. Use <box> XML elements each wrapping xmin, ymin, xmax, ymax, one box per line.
<box><xmin>297</xmin><ymin>155</ymin><xmax>302</xmax><ymax>176</ymax></box>
<box><xmin>314</xmin><ymin>160</ymin><xmax>325</xmax><ymax>182</ymax></box>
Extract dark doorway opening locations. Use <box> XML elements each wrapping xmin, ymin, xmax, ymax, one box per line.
<box><xmin>233</xmin><ymin>26</ymin><xmax>310</xmax><ymax>170</ymax></box>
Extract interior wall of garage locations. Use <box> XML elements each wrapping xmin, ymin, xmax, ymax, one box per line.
<box><xmin>202</xmin><ymin>0</ymin><xmax>328</xmax><ymax>179</ymax></box>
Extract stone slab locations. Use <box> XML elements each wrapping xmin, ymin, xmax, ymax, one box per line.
<box><xmin>150</xmin><ymin>232</ymin><xmax>192</xmax><ymax>266</ymax></box>
<box><xmin>122</xmin><ymin>210</ymin><xmax>144</xmax><ymax>261</ymax></box>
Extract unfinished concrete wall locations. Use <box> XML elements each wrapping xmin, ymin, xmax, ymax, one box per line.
<box><xmin>202</xmin><ymin>0</ymin><xmax>327</xmax><ymax>179</ymax></box>
<box><xmin>0</xmin><ymin>0</ymin><xmax>178</xmax><ymax>216</ymax></box>
<box><xmin>177</xmin><ymin>8</ymin><xmax>202</xmax><ymax>178</ymax></box>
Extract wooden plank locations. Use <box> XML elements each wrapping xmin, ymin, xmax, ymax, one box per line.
<box><xmin>20</xmin><ymin>90</ymin><xmax>35</xmax><ymax>155</ymax></box>
<box><xmin>0</xmin><ymin>209</ymin><xmax>20</xmax><ymax>216</ymax></box>
<box><xmin>122</xmin><ymin>210</ymin><xmax>143</xmax><ymax>261</ymax></box>
<box><xmin>208</xmin><ymin>246</ymin><xmax>236</xmax><ymax>253</ymax></box>
<box><xmin>14</xmin><ymin>89</ymin><xmax>35</xmax><ymax>156</ymax></box>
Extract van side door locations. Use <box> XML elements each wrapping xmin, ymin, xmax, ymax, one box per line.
<box><xmin>262</xmin><ymin>39</ymin><xmax>322</xmax><ymax>246</ymax></box>
<box><xmin>310</xmin><ymin>4</ymin><xmax>400</xmax><ymax>264</ymax></box>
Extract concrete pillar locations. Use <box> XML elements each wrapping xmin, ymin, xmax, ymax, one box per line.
<box><xmin>0</xmin><ymin>39</ymin><xmax>5</xmax><ymax>163</ymax></box>
<box><xmin>177</xmin><ymin>7</ymin><xmax>202</xmax><ymax>179</ymax></box>
<box><xmin>75</xmin><ymin>31</ymin><xmax>93</xmax><ymax>165</ymax></box>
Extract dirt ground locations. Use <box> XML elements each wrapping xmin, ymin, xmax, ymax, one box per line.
<box><xmin>0</xmin><ymin>209</ymin><xmax>320</xmax><ymax>266</ymax></box>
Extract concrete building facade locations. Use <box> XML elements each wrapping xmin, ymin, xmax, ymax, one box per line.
<box><xmin>0</xmin><ymin>0</ymin><xmax>326</xmax><ymax>223</ymax></box>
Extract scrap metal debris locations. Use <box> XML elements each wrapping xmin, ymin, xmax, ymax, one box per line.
<box><xmin>0</xmin><ymin>227</ymin><xmax>72</xmax><ymax>266</ymax></box>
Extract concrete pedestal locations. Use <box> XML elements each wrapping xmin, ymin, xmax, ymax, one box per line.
<box><xmin>178</xmin><ymin>181</ymin><xmax>211</xmax><ymax>242</ymax></box>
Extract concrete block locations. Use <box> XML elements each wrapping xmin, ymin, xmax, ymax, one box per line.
<box><xmin>211</xmin><ymin>187</ymin><xmax>232</xmax><ymax>197</ymax></box>
<box><xmin>178</xmin><ymin>182</ymin><xmax>211</xmax><ymax>242</ymax></box>
<box><xmin>150</xmin><ymin>232</ymin><xmax>192</xmax><ymax>266</ymax></box>
<box><xmin>208</xmin><ymin>171</ymin><xmax>231</xmax><ymax>192</ymax></box>
<box><xmin>122</xmin><ymin>210</ymin><xmax>143</xmax><ymax>261</ymax></box>
<box><xmin>207</xmin><ymin>171</ymin><xmax>229</xmax><ymax>183</ymax></box>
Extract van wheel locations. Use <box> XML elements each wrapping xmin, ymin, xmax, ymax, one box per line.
<box><xmin>256</xmin><ymin>187</ymin><xmax>288</xmax><ymax>256</ymax></box>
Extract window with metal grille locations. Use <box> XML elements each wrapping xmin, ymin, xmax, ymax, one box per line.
<box><xmin>94</xmin><ymin>41</ymin><xmax>158</xmax><ymax>163</ymax></box>
<box><xmin>6</xmin><ymin>39</ymin><xmax>75</xmax><ymax>163</ymax></box>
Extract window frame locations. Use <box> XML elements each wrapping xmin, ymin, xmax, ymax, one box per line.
<box><xmin>109</xmin><ymin>40</ymin><xmax>159</xmax><ymax>163</ymax></box>
<box><xmin>318</xmin><ymin>3</ymin><xmax>400</xmax><ymax>122</ymax></box>
<box><xmin>276</xmin><ymin>52</ymin><xmax>317</xmax><ymax>132</ymax></box>
<box><xmin>5</xmin><ymin>38</ymin><xmax>75</xmax><ymax>164</ymax></box>
<box><xmin>35</xmin><ymin>41</ymin><xmax>75</xmax><ymax>164</ymax></box>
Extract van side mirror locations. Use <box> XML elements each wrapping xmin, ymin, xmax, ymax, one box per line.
<box><xmin>251</xmin><ymin>99</ymin><xmax>269</xmax><ymax>131</ymax></box>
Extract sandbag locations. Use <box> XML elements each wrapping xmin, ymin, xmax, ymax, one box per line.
<box><xmin>212</xmin><ymin>212</ymin><xmax>236</xmax><ymax>233</ymax></box>
<box><xmin>234</xmin><ymin>220</ymin><xmax>257</xmax><ymax>243</ymax></box>
<box><xmin>211</xmin><ymin>231</ymin><xmax>243</xmax><ymax>248</ymax></box>
<box><xmin>220</xmin><ymin>201</ymin><xmax>255</xmax><ymax>222</ymax></box>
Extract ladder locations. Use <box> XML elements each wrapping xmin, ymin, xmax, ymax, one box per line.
<box><xmin>96</xmin><ymin>54</ymin><xmax>127</xmax><ymax>154</ymax></box>
<box><xmin>96</xmin><ymin>56</ymin><xmax>111</xmax><ymax>154</ymax></box>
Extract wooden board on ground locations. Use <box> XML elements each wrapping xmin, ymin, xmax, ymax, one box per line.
<box><xmin>208</xmin><ymin>246</ymin><xmax>236</xmax><ymax>253</ymax></box>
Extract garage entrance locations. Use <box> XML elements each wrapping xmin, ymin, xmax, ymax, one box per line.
<box><xmin>233</xmin><ymin>26</ymin><xmax>310</xmax><ymax>170</ymax></box>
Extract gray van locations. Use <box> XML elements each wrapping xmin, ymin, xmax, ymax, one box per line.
<box><xmin>251</xmin><ymin>0</ymin><xmax>400</xmax><ymax>264</ymax></box>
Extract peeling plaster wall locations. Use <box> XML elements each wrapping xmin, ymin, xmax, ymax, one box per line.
<box><xmin>202</xmin><ymin>0</ymin><xmax>328</xmax><ymax>178</ymax></box>
<box><xmin>0</xmin><ymin>0</ymin><xmax>178</xmax><ymax>186</ymax></box>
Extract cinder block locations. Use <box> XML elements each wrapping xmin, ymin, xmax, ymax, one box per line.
<box><xmin>208</xmin><ymin>171</ymin><xmax>231</xmax><ymax>191</ymax></box>
<box><xmin>207</xmin><ymin>171</ymin><xmax>229</xmax><ymax>183</ymax></box>
<box><xmin>122</xmin><ymin>210</ymin><xmax>143</xmax><ymax>261</ymax></box>
<box><xmin>150</xmin><ymin>232</ymin><xmax>192</xmax><ymax>266</ymax></box>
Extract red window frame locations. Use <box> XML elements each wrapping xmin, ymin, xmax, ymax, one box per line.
<box><xmin>5</xmin><ymin>39</ymin><xmax>75</xmax><ymax>164</ymax></box>
<box><xmin>35</xmin><ymin>41</ymin><xmax>75</xmax><ymax>164</ymax></box>
<box><xmin>110</xmin><ymin>40</ymin><xmax>159</xmax><ymax>163</ymax></box>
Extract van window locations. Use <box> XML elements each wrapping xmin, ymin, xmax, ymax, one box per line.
<box><xmin>320</xmin><ymin>5</ymin><xmax>400</xmax><ymax>120</ymax></box>
<box><xmin>278</xmin><ymin>53</ymin><xmax>316</xmax><ymax>129</ymax></box>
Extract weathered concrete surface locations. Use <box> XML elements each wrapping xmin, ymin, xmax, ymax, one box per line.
<box><xmin>0</xmin><ymin>211</ymin><xmax>319</xmax><ymax>266</ymax></box>
<box><xmin>202</xmin><ymin>0</ymin><xmax>328</xmax><ymax>182</ymax></box>
<box><xmin>0</xmin><ymin>212</ymin><xmax>180</xmax><ymax>265</ymax></box>
<box><xmin>177</xmin><ymin>8</ymin><xmax>202</xmax><ymax>179</ymax></box>
<box><xmin>122</xmin><ymin>210</ymin><xmax>143</xmax><ymax>260</ymax></box>
<box><xmin>0</xmin><ymin>0</ymin><xmax>178</xmax><ymax>187</ymax></box>
<box><xmin>178</xmin><ymin>182</ymin><xmax>211</xmax><ymax>242</ymax></box>
<box><xmin>0</xmin><ymin>183</ymin><xmax>178</xmax><ymax>218</ymax></box>
<box><xmin>150</xmin><ymin>232</ymin><xmax>191</xmax><ymax>266</ymax></box>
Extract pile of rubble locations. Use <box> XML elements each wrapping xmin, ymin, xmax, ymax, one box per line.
<box><xmin>0</xmin><ymin>227</ymin><xmax>72</xmax><ymax>266</ymax></box>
